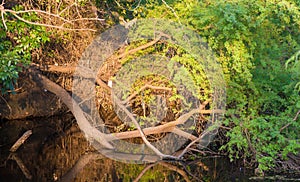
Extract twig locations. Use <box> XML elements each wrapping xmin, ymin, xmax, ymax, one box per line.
<box><xmin>9</xmin><ymin>130</ymin><xmax>32</xmax><ymax>152</ymax></box>
<box><xmin>161</xmin><ymin>0</ymin><xmax>182</xmax><ymax>25</ymax></box>
<box><xmin>177</xmin><ymin>125</ymin><xmax>219</xmax><ymax>159</ymax></box>
<box><xmin>59</xmin><ymin>2</ymin><xmax>76</xmax><ymax>16</ymax></box>
<box><xmin>280</xmin><ymin>109</ymin><xmax>300</xmax><ymax>132</ymax></box>
<box><xmin>133</xmin><ymin>163</ymin><xmax>156</xmax><ymax>182</ymax></box>
<box><xmin>1</xmin><ymin>6</ymin><xmax>104</xmax><ymax>32</ymax></box>
<box><xmin>5</xmin><ymin>9</ymin><xmax>98</xmax><ymax>31</ymax></box>
<box><xmin>116</xmin><ymin>35</ymin><xmax>161</xmax><ymax>60</ymax></box>
<box><xmin>9</xmin><ymin>9</ymin><xmax>72</xmax><ymax>23</ymax></box>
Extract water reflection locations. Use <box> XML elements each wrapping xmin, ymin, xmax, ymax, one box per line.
<box><xmin>0</xmin><ymin>115</ymin><xmax>252</xmax><ymax>181</ymax></box>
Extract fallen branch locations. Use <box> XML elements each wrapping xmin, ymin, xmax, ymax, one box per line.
<box><xmin>106</xmin><ymin>125</ymin><xmax>197</xmax><ymax>141</ymax></box>
<box><xmin>29</xmin><ymin>67</ymin><xmax>113</xmax><ymax>149</ymax></box>
<box><xmin>9</xmin><ymin>130</ymin><xmax>32</xmax><ymax>152</ymax></box>
<box><xmin>106</xmin><ymin>107</ymin><xmax>222</xmax><ymax>142</ymax></box>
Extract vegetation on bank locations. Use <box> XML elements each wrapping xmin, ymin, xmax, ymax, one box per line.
<box><xmin>0</xmin><ymin>0</ymin><xmax>299</xmax><ymax>173</ymax></box>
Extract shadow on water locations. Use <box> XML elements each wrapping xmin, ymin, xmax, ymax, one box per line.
<box><xmin>0</xmin><ymin>114</ymin><xmax>262</xmax><ymax>182</ymax></box>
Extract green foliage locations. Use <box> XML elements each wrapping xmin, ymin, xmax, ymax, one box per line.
<box><xmin>0</xmin><ymin>5</ymin><xmax>50</xmax><ymax>93</ymax></box>
<box><xmin>133</xmin><ymin>0</ymin><xmax>300</xmax><ymax>171</ymax></box>
<box><xmin>249</xmin><ymin>116</ymin><xmax>300</xmax><ymax>171</ymax></box>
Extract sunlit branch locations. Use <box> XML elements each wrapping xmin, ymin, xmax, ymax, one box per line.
<box><xmin>0</xmin><ymin>3</ymin><xmax>104</xmax><ymax>31</ymax></box>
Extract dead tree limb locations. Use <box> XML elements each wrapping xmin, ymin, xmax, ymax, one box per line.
<box><xmin>29</xmin><ymin>68</ymin><xmax>113</xmax><ymax>149</ymax></box>
<box><xmin>106</xmin><ymin>126</ymin><xmax>197</xmax><ymax>141</ymax></box>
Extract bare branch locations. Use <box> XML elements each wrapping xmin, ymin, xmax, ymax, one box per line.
<box><xmin>161</xmin><ymin>0</ymin><xmax>181</xmax><ymax>25</ymax></box>
<box><xmin>4</xmin><ymin>9</ymin><xmax>98</xmax><ymax>31</ymax></box>
<box><xmin>1</xmin><ymin>4</ymin><xmax>104</xmax><ymax>32</ymax></box>
<box><xmin>0</xmin><ymin>1</ymin><xmax>6</xmax><ymax>30</ymax></box>
<box><xmin>106</xmin><ymin>124</ymin><xmax>198</xmax><ymax>141</ymax></box>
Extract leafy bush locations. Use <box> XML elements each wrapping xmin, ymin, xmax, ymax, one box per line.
<box><xmin>0</xmin><ymin>5</ymin><xmax>49</xmax><ymax>93</ymax></box>
<box><xmin>129</xmin><ymin>0</ymin><xmax>300</xmax><ymax>171</ymax></box>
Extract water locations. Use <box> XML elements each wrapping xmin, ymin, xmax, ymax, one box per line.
<box><xmin>0</xmin><ymin>114</ymin><xmax>256</xmax><ymax>181</ymax></box>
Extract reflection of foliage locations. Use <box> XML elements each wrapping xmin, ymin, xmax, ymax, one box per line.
<box><xmin>0</xmin><ymin>5</ymin><xmax>50</xmax><ymax>93</ymax></box>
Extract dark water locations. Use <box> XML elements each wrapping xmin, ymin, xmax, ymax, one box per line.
<box><xmin>0</xmin><ymin>114</ymin><xmax>288</xmax><ymax>182</ymax></box>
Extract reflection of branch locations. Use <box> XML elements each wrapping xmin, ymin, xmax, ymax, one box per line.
<box><xmin>9</xmin><ymin>153</ymin><xmax>32</xmax><ymax>180</ymax></box>
<box><xmin>133</xmin><ymin>163</ymin><xmax>156</xmax><ymax>182</ymax></box>
<box><xmin>134</xmin><ymin>161</ymin><xmax>194</xmax><ymax>182</ymax></box>
<box><xmin>160</xmin><ymin>162</ymin><xmax>192</xmax><ymax>182</ymax></box>
<box><xmin>100</xmin><ymin>149</ymin><xmax>160</xmax><ymax>163</ymax></box>
<box><xmin>59</xmin><ymin>153</ymin><xmax>101</xmax><ymax>182</ymax></box>
<box><xmin>133</xmin><ymin>161</ymin><xmax>193</xmax><ymax>182</ymax></box>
